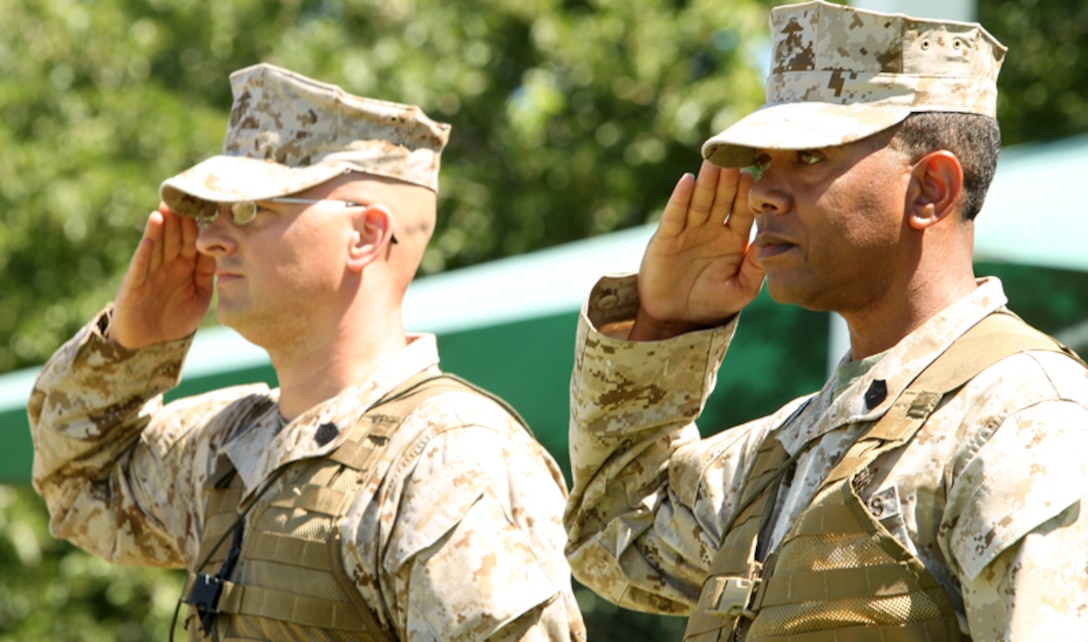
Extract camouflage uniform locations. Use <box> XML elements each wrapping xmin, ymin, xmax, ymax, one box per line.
<box><xmin>30</xmin><ymin>63</ymin><xmax>586</xmax><ymax>641</ymax></box>
<box><xmin>30</xmin><ymin>309</ymin><xmax>586</xmax><ymax>641</ymax></box>
<box><xmin>565</xmin><ymin>275</ymin><xmax>1088</xmax><ymax>638</ymax></box>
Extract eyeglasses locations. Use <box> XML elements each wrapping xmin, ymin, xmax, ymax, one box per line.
<box><xmin>195</xmin><ymin>197</ymin><xmax>397</xmax><ymax>243</ymax></box>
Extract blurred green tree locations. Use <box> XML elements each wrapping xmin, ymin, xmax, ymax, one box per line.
<box><xmin>980</xmin><ymin>0</ymin><xmax>1088</xmax><ymax>145</ymax></box>
<box><xmin>0</xmin><ymin>0</ymin><xmax>770</xmax><ymax>374</ymax></box>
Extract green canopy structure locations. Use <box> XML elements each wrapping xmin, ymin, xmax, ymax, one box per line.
<box><xmin>1</xmin><ymin>133</ymin><xmax>1086</xmax><ymax>485</ymax></box>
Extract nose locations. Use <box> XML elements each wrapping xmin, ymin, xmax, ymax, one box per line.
<box><xmin>747</xmin><ymin>165</ymin><xmax>790</xmax><ymax>217</ymax></box>
<box><xmin>194</xmin><ymin>207</ymin><xmax>236</xmax><ymax>257</ymax></box>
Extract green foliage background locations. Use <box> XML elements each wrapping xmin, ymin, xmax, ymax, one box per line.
<box><xmin>1</xmin><ymin>0</ymin><xmax>1085</xmax><ymax>639</ymax></box>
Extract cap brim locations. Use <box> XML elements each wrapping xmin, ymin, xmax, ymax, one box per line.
<box><xmin>701</xmin><ymin>102</ymin><xmax>912</xmax><ymax>168</ymax></box>
<box><xmin>159</xmin><ymin>155</ymin><xmax>349</xmax><ymax>217</ymax></box>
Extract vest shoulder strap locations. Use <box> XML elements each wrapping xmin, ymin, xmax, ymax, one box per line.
<box><xmin>382</xmin><ymin>371</ymin><xmax>533</xmax><ymax>435</ymax></box>
<box><xmin>329</xmin><ymin>372</ymin><xmax>532</xmax><ymax>472</ymax></box>
<box><xmin>685</xmin><ymin>311</ymin><xmax>1073</xmax><ymax>641</ymax></box>
<box><xmin>823</xmin><ymin>310</ymin><xmax>1073</xmax><ymax>487</ymax></box>
<box><xmin>188</xmin><ymin>371</ymin><xmax>525</xmax><ymax>641</ymax></box>
<box><xmin>327</xmin><ymin>370</ymin><xmax>530</xmax><ymax>640</ymax></box>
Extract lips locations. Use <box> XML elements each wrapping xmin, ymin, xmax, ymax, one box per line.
<box><xmin>755</xmin><ymin>231</ymin><xmax>798</xmax><ymax>261</ymax></box>
<box><xmin>214</xmin><ymin>267</ymin><xmax>243</xmax><ymax>283</ymax></box>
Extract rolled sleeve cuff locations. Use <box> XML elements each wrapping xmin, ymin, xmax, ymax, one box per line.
<box><xmin>572</xmin><ymin>274</ymin><xmax>736</xmax><ymax>437</ymax></box>
<box><xmin>31</xmin><ymin>306</ymin><xmax>195</xmax><ymax>442</ymax></box>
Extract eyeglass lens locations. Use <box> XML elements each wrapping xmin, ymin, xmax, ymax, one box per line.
<box><xmin>229</xmin><ymin>202</ymin><xmax>259</xmax><ymax>225</ymax></box>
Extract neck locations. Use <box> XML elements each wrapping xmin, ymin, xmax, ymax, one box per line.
<box><xmin>268</xmin><ymin>306</ymin><xmax>407</xmax><ymax>420</ymax></box>
<box><xmin>843</xmin><ymin>270</ymin><xmax>977</xmax><ymax>360</ymax></box>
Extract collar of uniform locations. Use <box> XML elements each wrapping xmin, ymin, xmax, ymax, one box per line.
<box><xmin>778</xmin><ymin>277</ymin><xmax>1009</xmax><ymax>454</ymax></box>
<box><xmin>223</xmin><ymin>333</ymin><xmax>441</xmax><ymax>498</ymax></box>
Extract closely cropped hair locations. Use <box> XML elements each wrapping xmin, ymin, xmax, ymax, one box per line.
<box><xmin>890</xmin><ymin>113</ymin><xmax>1001</xmax><ymax>220</ymax></box>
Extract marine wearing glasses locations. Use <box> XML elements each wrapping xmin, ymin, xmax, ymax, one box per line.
<box><xmin>194</xmin><ymin>197</ymin><xmax>397</xmax><ymax>243</ymax></box>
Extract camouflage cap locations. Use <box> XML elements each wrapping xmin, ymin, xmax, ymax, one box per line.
<box><xmin>160</xmin><ymin>63</ymin><xmax>452</xmax><ymax>218</ymax></box>
<box><xmin>702</xmin><ymin>0</ymin><xmax>1007</xmax><ymax>168</ymax></box>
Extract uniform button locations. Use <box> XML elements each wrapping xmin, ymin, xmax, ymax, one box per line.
<box><xmin>865</xmin><ymin>379</ymin><xmax>888</xmax><ymax>409</ymax></box>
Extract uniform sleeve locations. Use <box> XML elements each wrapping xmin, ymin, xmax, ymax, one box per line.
<box><xmin>943</xmin><ymin>351</ymin><xmax>1088</xmax><ymax>637</ymax></box>
<box><xmin>354</xmin><ymin>393</ymin><xmax>586</xmax><ymax>642</ymax></box>
<box><xmin>959</xmin><ymin>500</ymin><xmax>1088</xmax><ymax>640</ymax></box>
<box><xmin>563</xmin><ymin>274</ymin><xmax>766</xmax><ymax>614</ymax></box>
<box><xmin>27</xmin><ymin>307</ymin><xmax>255</xmax><ymax>568</ymax></box>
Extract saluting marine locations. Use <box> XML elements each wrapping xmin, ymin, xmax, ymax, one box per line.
<box><xmin>30</xmin><ymin>63</ymin><xmax>586</xmax><ymax>641</ymax></box>
<box><xmin>564</xmin><ymin>1</ymin><xmax>1088</xmax><ymax>640</ymax></box>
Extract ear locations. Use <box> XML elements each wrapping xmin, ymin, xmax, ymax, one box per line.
<box><xmin>346</xmin><ymin>204</ymin><xmax>394</xmax><ymax>272</ymax></box>
<box><xmin>906</xmin><ymin>151</ymin><xmax>963</xmax><ymax>231</ymax></box>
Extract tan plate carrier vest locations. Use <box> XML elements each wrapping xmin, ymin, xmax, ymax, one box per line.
<box><xmin>683</xmin><ymin>311</ymin><xmax>1085</xmax><ymax>642</ymax></box>
<box><xmin>180</xmin><ymin>373</ymin><xmax>527</xmax><ymax>642</ymax></box>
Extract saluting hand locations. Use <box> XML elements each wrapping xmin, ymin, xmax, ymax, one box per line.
<box><xmin>108</xmin><ymin>204</ymin><xmax>216</xmax><ymax>349</ymax></box>
<box><xmin>631</xmin><ymin>161</ymin><xmax>765</xmax><ymax>341</ymax></box>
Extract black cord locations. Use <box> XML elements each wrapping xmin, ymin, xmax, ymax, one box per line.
<box><xmin>166</xmin><ymin>374</ymin><xmax>451</xmax><ymax>640</ymax></box>
<box><xmin>168</xmin><ymin>466</ymin><xmax>288</xmax><ymax>641</ymax></box>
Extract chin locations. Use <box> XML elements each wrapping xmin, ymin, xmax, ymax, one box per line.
<box><xmin>764</xmin><ymin>278</ymin><xmax>798</xmax><ymax>305</ymax></box>
<box><xmin>216</xmin><ymin>305</ymin><xmax>256</xmax><ymax>336</ymax></box>
<box><xmin>764</xmin><ymin>279</ymin><xmax>829</xmax><ymax>312</ymax></box>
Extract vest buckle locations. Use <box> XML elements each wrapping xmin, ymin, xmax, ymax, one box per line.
<box><xmin>183</xmin><ymin>573</ymin><xmax>224</xmax><ymax>633</ymax></box>
<box><xmin>704</xmin><ymin>577</ymin><xmax>760</xmax><ymax>620</ymax></box>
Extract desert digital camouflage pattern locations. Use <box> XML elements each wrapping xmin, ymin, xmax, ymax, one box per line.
<box><xmin>30</xmin><ymin>310</ymin><xmax>585</xmax><ymax>641</ymax></box>
<box><xmin>702</xmin><ymin>0</ymin><xmax>1006</xmax><ymax>167</ymax></box>
<box><xmin>160</xmin><ymin>63</ymin><xmax>451</xmax><ymax>218</ymax></box>
<box><xmin>565</xmin><ymin>275</ymin><xmax>1088</xmax><ymax>639</ymax></box>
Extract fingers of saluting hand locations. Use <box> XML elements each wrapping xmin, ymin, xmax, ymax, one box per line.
<box><xmin>730</xmin><ymin>170</ymin><xmax>766</xmax><ymax>286</ymax></box>
<box><xmin>172</xmin><ymin>204</ymin><xmax>201</xmax><ymax>259</ymax></box>
<box><xmin>158</xmin><ymin>204</ymin><xmax>188</xmax><ymax>264</ymax></box>
<box><xmin>724</xmin><ymin>169</ymin><xmax>756</xmax><ymax>233</ymax></box>
<box><xmin>140</xmin><ymin>209</ymin><xmax>166</xmax><ymax>277</ymax></box>
<box><xmin>657</xmin><ymin>171</ymin><xmax>697</xmax><ymax>239</ymax></box>
<box><xmin>130</xmin><ymin>206</ymin><xmax>201</xmax><ymax>282</ymax></box>
<box><xmin>690</xmin><ymin>160</ymin><xmax>739</xmax><ymax>227</ymax></box>
<box><xmin>660</xmin><ymin>160</ymin><xmax>748</xmax><ymax>237</ymax></box>
<box><xmin>684</xmin><ymin>161</ymin><xmax>718</xmax><ymax>226</ymax></box>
